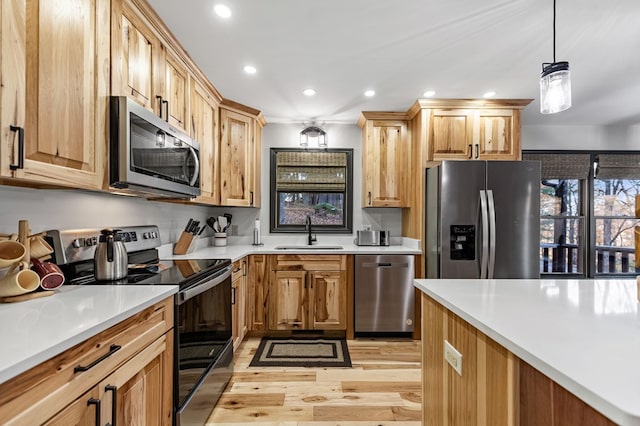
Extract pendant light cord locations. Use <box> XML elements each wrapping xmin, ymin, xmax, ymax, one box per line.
<box><xmin>553</xmin><ymin>0</ymin><xmax>557</xmax><ymax>63</ymax></box>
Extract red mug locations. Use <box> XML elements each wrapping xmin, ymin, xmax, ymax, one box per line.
<box><xmin>31</xmin><ymin>258</ymin><xmax>65</xmax><ymax>290</ymax></box>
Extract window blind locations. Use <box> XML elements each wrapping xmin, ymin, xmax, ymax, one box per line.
<box><xmin>595</xmin><ymin>154</ymin><xmax>640</xmax><ymax>179</ymax></box>
<box><xmin>523</xmin><ymin>153</ymin><xmax>591</xmax><ymax>179</ymax></box>
<box><xmin>275</xmin><ymin>151</ymin><xmax>347</xmax><ymax>191</ymax></box>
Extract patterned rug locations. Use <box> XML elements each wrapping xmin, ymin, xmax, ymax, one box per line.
<box><xmin>249</xmin><ymin>337</ymin><xmax>352</xmax><ymax>368</ymax></box>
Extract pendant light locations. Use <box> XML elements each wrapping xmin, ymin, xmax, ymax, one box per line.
<box><xmin>540</xmin><ymin>0</ymin><xmax>571</xmax><ymax>114</ymax></box>
<box><xmin>300</xmin><ymin>125</ymin><xmax>327</xmax><ymax>148</ymax></box>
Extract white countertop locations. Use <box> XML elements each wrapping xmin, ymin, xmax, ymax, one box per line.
<box><xmin>414</xmin><ymin>278</ymin><xmax>640</xmax><ymax>426</ymax></box>
<box><xmin>0</xmin><ymin>285</ymin><xmax>177</xmax><ymax>384</ymax></box>
<box><xmin>161</xmin><ymin>240</ymin><xmax>421</xmax><ymax>262</ymax></box>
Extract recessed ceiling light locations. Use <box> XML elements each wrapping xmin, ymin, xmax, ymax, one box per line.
<box><xmin>364</xmin><ymin>90</ymin><xmax>375</xmax><ymax>97</ymax></box>
<box><xmin>243</xmin><ymin>65</ymin><xmax>257</xmax><ymax>74</ymax></box>
<box><xmin>303</xmin><ymin>88</ymin><xmax>316</xmax><ymax>96</ymax></box>
<box><xmin>483</xmin><ymin>91</ymin><xmax>496</xmax><ymax>98</ymax></box>
<box><xmin>214</xmin><ymin>4</ymin><xmax>231</xmax><ymax>18</ymax></box>
<box><xmin>423</xmin><ymin>90</ymin><xmax>436</xmax><ymax>97</ymax></box>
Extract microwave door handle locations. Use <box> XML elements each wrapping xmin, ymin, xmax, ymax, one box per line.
<box><xmin>187</xmin><ymin>145</ymin><xmax>200</xmax><ymax>187</ymax></box>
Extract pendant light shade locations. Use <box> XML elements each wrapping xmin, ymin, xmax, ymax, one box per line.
<box><xmin>540</xmin><ymin>0</ymin><xmax>571</xmax><ymax>114</ymax></box>
<box><xmin>540</xmin><ymin>61</ymin><xmax>571</xmax><ymax>114</ymax></box>
<box><xmin>300</xmin><ymin>125</ymin><xmax>327</xmax><ymax>147</ymax></box>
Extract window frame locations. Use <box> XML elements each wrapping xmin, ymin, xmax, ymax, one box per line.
<box><xmin>269</xmin><ymin>147</ymin><xmax>354</xmax><ymax>234</ymax></box>
<box><xmin>524</xmin><ymin>149</ymin><xmax>640</xmax><ymax>278</ymax></box>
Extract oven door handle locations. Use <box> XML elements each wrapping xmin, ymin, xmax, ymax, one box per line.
<box><xmin>177</xmin><ymin>265</ymin><xmax>232</xmax><ymax>305</ymax></box>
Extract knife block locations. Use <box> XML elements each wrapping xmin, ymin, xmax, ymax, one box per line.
<box><xmin>173</xmin><ymin>231</ymin><xmax>197</xmax><ymax>255</ymax></box>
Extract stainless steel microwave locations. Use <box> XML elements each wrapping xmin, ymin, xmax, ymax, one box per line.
<box><xmin>109</xmin><ymin>96</ymin><xmax>200</xmax><ymax>198</ymax></box>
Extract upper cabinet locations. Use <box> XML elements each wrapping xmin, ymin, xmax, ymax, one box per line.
<box><xmin>112</xmin><ymin>0</ymin><xmax>189</xmax><ymax>133</ymax></box>
<box><xmin>219</xmin><ymin>100</ymin><xmax>265</xmax><ymax>207</ymax></box>
<box><xmin>358</xmin><ymin>112</ymin><xmax>410</xmax><ymax>208</ymax></box>
<box><xmin>411</xmin><ymin>99</ymin><xmax>530</xmax><ymax>162</ymax></box>
<box><xmin>0</xmin><ymin>0</ymin><xmax>109</xmax><ymax>189</ymax></box>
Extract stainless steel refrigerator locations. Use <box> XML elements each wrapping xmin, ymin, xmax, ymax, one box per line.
<box><xmin>425</xmin><ymin>160</ymin><xmax>540</xmax><ymax>279</ymax></box>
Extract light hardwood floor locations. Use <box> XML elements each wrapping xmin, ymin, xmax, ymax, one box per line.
<box><xmin>207</xmin><ymin>336</ymin><xmax>422</xmax><ymax>425</ymax></box>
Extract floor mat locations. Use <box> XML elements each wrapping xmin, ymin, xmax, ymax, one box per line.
<box><xmin>249</xmin><ymin>337</ymin><xmax>352</xmax><ymax>368</ymax></box>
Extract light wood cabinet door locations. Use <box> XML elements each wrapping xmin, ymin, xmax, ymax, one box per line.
<box><xmin>43</xmin><ymin>387</ymin><xmax>100</xmax><ymax>426</ymax></box>
<box><xmin>1</xmin><ymin>0</ymin><xmax>108</xmax><ymax>189</ymax></box>
<box><xmin>361</xmin><ymin>120</ymin><xmax>408</xmax><ymax>207</ymax></box>
<box><xmin>248</xmin><ymin>255</ymin><xmax>269</xmax><ymax>331</ymax></box>
<box><xmin>189</xmin><ymin>79</ymin><xmax>219</xmax><ymax>204</ymax></box>
<box><xmin>270</xmin><ymin>270</ymin><xmax>308</xmax><ymax>330</ymax></box>
<box><xmin>309</xmin><ymin>271</ymin><xmax>347</xmax><ymax>330</ymax></box>
<box><xmin>476</xmin><ymin>109</ymin><xmax>519</xmax><ymax>160</ymax></box>
<box><xmin>99</xmin><ymin>333</ymin><xmax>173</xmax><ymax>426</ymax></box>
<box><xmin>219</xmin><ymin>108</ymin><xmax>254</xmax><ymax>206</ymax></box>
<box><xmin>232</xmin><ymin>259</ymin><xmax>247</xmax><ymax>351</ymax></box>
<box><xmin>164</xmin><ymin>47</ymin><xmax>189</xmax><ymax>132</ymax></box>
<box><xmin>116</xmin><ymin>9</ymin><xmax>160</xmax><ymax>113</ymax></box>
<box><xmin>430</xmin><ymin>109</ymin><xmax>474</xmax><ymax>161</ymax></box>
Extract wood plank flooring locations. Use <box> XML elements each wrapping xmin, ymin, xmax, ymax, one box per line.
<box><xmin>207</xmin><ymin>337</ymin><xmax>422</xmax><ymax>425</ymax></box>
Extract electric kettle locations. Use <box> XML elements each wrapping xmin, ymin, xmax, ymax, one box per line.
<box><xmin>94</xmin><ymin>229</ymin><xmax>128</xmax><ymax>280</ymax></box>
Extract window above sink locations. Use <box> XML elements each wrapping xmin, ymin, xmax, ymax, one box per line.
<box><xmin>269</xmin><ymin>148</ymin><xmax>353</xmax><ymax>234</ymax></box>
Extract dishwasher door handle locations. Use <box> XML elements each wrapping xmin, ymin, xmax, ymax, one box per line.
<box><xmin>361</xmin><ymin>262</ymin><xmax>409</xmax><ymax>269</ymax></box>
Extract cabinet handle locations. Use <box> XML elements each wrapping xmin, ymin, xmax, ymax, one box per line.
<box><xmin>156</xmin><ymin>95</ymin><xmax>164</xmax><ymax>119</ymax></box>
<box><xmin>250</xmin><ymin>191</ymin><xmax>254</xmax><ymax>205</ymax></box>
<box><xmin>87</xmin><ymin>398</ymin><xmax>101</xmax><ymax>426</ymax></box>
<box><xmin>162</xmin><ymin>100</ymin><xmax>169</xmax><ymax>122</ymax></box>
<box><xmin>105</xmin><ymin>385</ymin><xmax>118</xmax><ymax>426</ymax></box>
<box><xmin>9</xmin><ymin>126</ymin><xmax>24</xmax><ymax>171</ymax></box>
<box><xmin>368</xmin><ymin>191</ymin><xmax>372</xmax><ymax>206</ymax></box>
<box><xmin>232</xmin><ymin>286</ymin><xmax>236</xmax><ymax>305</ymax></box>
<box><xmin>74</xmin><ymin>344</ymin><xmax>121</xmax><ymax>373</ymax></box>
<box><xmin>242</xmin><ymin>260</ymin><xmax>247</xmax><ymax>276</ymax></box>
<box><xmin>474</xmin><ymin>144</ymin><xmax>479</xmax><ymax>159</ymax></box>
<box><xmin>468</xmin><ymin>144</ymin><xmax>472</xmax><ymax>159</ymax></box>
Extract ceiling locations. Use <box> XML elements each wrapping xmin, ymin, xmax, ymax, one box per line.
<box><xmin>146</xmin><ymin>0</ymin><xmax>640</xmax><ymax>127</ymax></box>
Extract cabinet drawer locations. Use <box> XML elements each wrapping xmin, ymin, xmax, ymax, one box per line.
<box><xmin>273</xmin><ymin>254</ymin><xmax>347</xmax><ymax>271</ymax></box>
<box><xmin>0</xmin><ymin>297</ymin><xmax>173</xmax><ymax>425</ymax></box>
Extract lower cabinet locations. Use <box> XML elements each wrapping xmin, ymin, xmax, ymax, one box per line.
<box><xmin>232</xmin><ymin>257</ymin><xmax>248</xmax><ymax>351</ymax></box>
<box><xmin>0</xmin><ymin>297</ymin><xmax>173</xmax><ymax>426</ymax></box>
<box><xmin>247</xmin><ymin>254</ymin><xmax>269</xmax><ymax>331</ymax></box>
<box><xmin>269</xmin><ymin>255</ymin><xmax>347</xmax><ymax>331</ymax></box>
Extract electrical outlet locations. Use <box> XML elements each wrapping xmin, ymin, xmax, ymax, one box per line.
<box><xmin>444</xmin><ymin>340</ymin><xmax>463</xmax><ymax>376</ymax></box>
<box><xmin>362</xmin><ymin>224</ymin><xmax>372</xmax><ymax>231</ymax></box>
<box><xmin>229</xmin><ymin>224</ymin><xmax>238</xmax><ymax>236</ymax></box>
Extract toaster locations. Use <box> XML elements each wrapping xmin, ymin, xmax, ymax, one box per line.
<box><xmin>355</xmin><ymin>230</ymin><xmax>390</xmax><ymax>246</ymax></box>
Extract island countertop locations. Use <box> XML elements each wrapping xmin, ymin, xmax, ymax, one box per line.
<box><xmin>414</xmin><ymin>278</ymin><xmax>640</xmax><ymax>426</ymax></box>
<box><xmin>0</xmin><ymin>285</ymin><xmax>177</xmax><ymax>384</ymax></box>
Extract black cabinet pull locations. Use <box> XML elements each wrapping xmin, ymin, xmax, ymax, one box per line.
<box><xmin>105</xmin><ymin>385</ymin><xmax>118</xmax><ymax>426</ymax></box>
<box><xmin>162</xmin><ymin>100</ymin><xmax>169</xmax><ymax>122</ymax></box>
<box><xmin>87</xmin><ymin>398</ymin><xmax>101</xmax><ymax>426</ymax></box>
<box><xmin>249</xmin><ymin>191</ymin><xmax>254</xmax><ymax>205</ymax></box>
<box><xmin>368</xmin><ymin>191</ymin><xmax>372</xmax><ymax>206</ymax></box>
<box><xmin>474</xmin><ymin>143</ymin><xmax>479</xmax><ymax>159</ymax></box>
<box><xmin>74</xmin><ymin>344</ymin><xmax>121</xmax><ymax>373</ymax></box>
<box><xmin>232</xmin><ymin>286</ymin><xmax>236</xmax><ymax>305</ymax></box>
<box><xmin>9</xmin><ymin>126</ymin><xmax>24</xmax><ymax>171</ymax></box>
<box><xmin>468</xmin><ymin>144</ymin><xmax>472</xmax><ymax>159</ymax></box>
<box><xmin>156</xmin><ymin>95</ymin><xmax>164</xmax><ymax>119</ymax></box>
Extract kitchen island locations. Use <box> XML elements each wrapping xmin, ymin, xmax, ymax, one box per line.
<box><xmin>414</xmin><ymin>278</ymin><xmax>640</xmax><ymax>426</ymax></box>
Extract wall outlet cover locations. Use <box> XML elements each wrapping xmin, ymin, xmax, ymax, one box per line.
<box><xmin>444</xmin><ymin>340</ymin><xmax>463</xmax><ymax>376</ymax></box>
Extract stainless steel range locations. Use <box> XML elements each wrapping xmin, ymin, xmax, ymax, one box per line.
<box><xmin>46</xmin><ymin>225</ymin><xmax>232</xmax><ymax>426</ymax></box>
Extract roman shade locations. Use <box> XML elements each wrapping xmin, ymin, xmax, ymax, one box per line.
<box><xmin>523</xmin><ymin>153</ymin><xmax>591</xmax><ymax>180</ymax></box>
<box><xmin>275</xmin><ymin>151</ymin><xmax>347</xmax><ymax>191</ymax></box>
<box><xmin>594</xmin><ymin>154</ymin><xmax>640</xmax><ymax>179</ymax></box>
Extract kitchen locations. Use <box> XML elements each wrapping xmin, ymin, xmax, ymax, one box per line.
<box><xmin>1</xmin><ymin>0</ymin><xmax>640</xmax><ymax>425</ymax></box>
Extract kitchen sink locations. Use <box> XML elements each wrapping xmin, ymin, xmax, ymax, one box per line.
<box><xmin>274</xmin><ymin>245</ymin><xmax>343</xmax><ymax>250</ymax></box>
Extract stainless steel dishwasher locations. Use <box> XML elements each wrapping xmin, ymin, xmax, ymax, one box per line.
<box><xmin>354</xmin><ymin>254</ymin><xmax>415</xmax><ymax>334</ymax></box>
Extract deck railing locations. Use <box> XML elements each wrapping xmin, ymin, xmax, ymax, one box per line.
<box><xmin>540</xmin><ymin>243</ymin><xmax>635</xmax><ymax>274</ymax></box>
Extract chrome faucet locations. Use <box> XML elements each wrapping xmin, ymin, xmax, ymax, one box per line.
<box><xmin>306</xmin><ymin>215</ymin><xmax>317</xmax><ymax>245</ymax></box>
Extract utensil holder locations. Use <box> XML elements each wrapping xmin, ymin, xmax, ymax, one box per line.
<box><xmin>214</xmin><ymin>233</ymin><xmax>227</xmax><ymax>247</ymax></box>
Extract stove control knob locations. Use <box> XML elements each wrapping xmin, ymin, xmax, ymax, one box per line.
<box><xmin>143</xmin><ymin>232</ymin><xmax>149</xmax><ymax>239</ymax></box>
<box><xmin>85</xmin><ymin>236</ymin><xmax>97</xmax><ymax>246</ymax></box>
<box><xmin>151</xmin><ymin>231</ymin><xmax>158</xmax><ymax>238</ymax></box>
<box><xmin>72</xmin><ymin>238</ymin><xmax>85</xmax><ymax>248</ymax></box>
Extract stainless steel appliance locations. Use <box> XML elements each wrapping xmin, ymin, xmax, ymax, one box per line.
<box><xmin>110</xmin><ymin>96</ymin><xmax>201</xmax><ymax>198</ymax></box>
<box><xmin>46</xmin><ymin>226</ymin><xmax>232</xmax><ymax>426</ymax></box>
<box><xmin>426</xmin><ymin>160</ymin><xmax>540</xmax><ymax>279</ymax></box>
<box><xmin>93</xmin><ymin>229</ymin><xmax>128</xmax><ymax>280</ymax></box>
<box><xmin>354</xmin><ymin>230</ymin><xmax>390</xmax><ymax>246</ymax></box>
<box><xmin>354</xmin><ymin>254</ymin><xmax>415</xmax><ymax>334</ymax></box>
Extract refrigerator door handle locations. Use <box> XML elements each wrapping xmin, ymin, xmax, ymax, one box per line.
<box><xmin>487</xmin><ymin>190</ymin><xmax>497</xmax><ymax>278</ymax></box>
<box><xmin>479</xmin><ymin>190</ymin><xmax>489</xmax><ymax>279</ymax></box>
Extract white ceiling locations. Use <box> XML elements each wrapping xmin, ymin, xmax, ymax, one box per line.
<box><xmin>146</xmin><ymin>0</ymin><xmax>640</xmax><ymax>127</ymax></box>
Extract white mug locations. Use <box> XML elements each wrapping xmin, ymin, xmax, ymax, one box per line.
<box><xmin>0</xmin><ymin>262</ymin><xmax>40</xmax><ymax>297</ymax></box>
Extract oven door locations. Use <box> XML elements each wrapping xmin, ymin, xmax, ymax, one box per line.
<box><xmin>174</xmin><ymin>264</ymin><xmax>232</xmax><ymax>426</ymax></box>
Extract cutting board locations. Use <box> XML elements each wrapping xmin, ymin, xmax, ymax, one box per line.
<box><xmin>0</xmin><ymin>291</ymin><xmax>53</xmax><ymax>303</ymax></box>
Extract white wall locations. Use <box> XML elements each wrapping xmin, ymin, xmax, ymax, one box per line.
<box><xmin>522</xmin><ymin>124</ymin><xmax>640</xmax><ymax>150</ymax></box>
